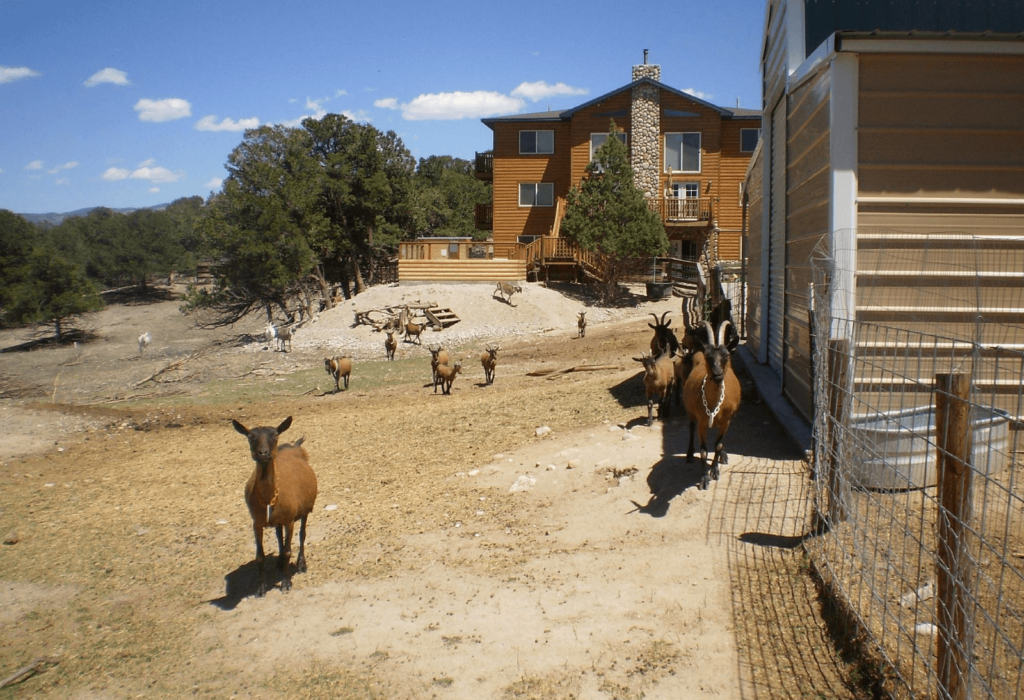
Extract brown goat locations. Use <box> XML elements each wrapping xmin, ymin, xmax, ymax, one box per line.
<box><xmin>494</xmin><ymin>281</ymin><xmax>522</xmax><ymax>305</ymax></box>
<box><xmin>683</xmin><ymin>320</ymin><xmax>742</xmax><ymax>490</ymax></box>
<box><xmin>324</xmin><ymin>356</ymin><xmax>352</xmax><ymax>392</ymax></box>
<box><xmin>577</xmin><ymin>310</ymin><xmax>587</xmax><ymax>338</ymax></box>
<box><xmin>633</xmin><ymin>351</ymin><xmax>676</xmax><ymax>427</ymax></box>
<box><xmin>434</xmin><ymin>360</ymin><xmax>462</xmax><ymax>395</ymax></box>
<box><xmin>480</xmin><ymin>345</ymin><xmax>499</xmax><ymax>385</ymax></box>
<box><xmin>276</xmin><ymin>324</ymin><xmax>293</xmax><ymax>353</ymax></box>
<box><xmin>404</xmin><ymin>320</ymin><xmax>426</xmax><ymax>345</ymax></box>
<box><xmin>384</xmin><ymin>330</ymin><xmax>397</xmax><ymax>361</ymax></box>
<box><xmin>233</xmin><ymin>416</ymin><xmax>318</xmax><ymax>597</ymax></box>
<box><xmin>428</xmin><ymin>344</ymin><xmax>450</xmax><ymax>385</ymax></box>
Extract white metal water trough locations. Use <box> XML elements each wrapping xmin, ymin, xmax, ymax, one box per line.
<box><xmin>847</xmin><ymin>405</ymin><xmax>1011</xmax><ymax>490</ymax></box>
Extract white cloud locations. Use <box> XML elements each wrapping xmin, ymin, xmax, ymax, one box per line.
<box><xmin>401</xmin><ymin>91</ymin><xmax>525</xmax><ymax>121</ymax></box>
<box><xmin>511</xmin><ymin>81</ymin><xmax>587</xmax><ymax>102</ymax></box>
<box><xmin>205</xmin><ymin>177</ymin><xmax>223</xmax><ymax>190</ymax></box>
<box><xmin>149</xmin><ymin>187</ymin><xmax>160</xmax><ymax>193</ymax></box>
<box><xmin>47</xmin><ymin>161</ymin><xmax>79</xmax><ymax>174</ymax></box>
<box><xmin>195</xmin><ymin>115</ymin><xmax>259</xmax><ymax>132</ymax></box>
<box><xmin>134</xmin><ymin>98</ymin><xmax>192</xmax><ymax>122</ymax></box>
<box><xmin>306</xmin><ymin>96</ymin><xmax>327</xmax><ymax>111</ymax></box>
<box><xmin>335</xmin><ymin>89</ymin><xmax>347</xmax><ymax>97</ymax></box>
<box><xmin>375</xmin><ymin>97</ymin><xmax>399</xmax><ymax>110</ymax></box>
<box><xmin>682</xmin><ymin>88</ymin><xmax>712</xmax><ymax>101</ymax></box>
<box><xmin>341</xmin><ymin>109</ymin><xmax>370</xmax><ymax>122</ymax></box>
<box><xmin>103</xmin><ymin>167</ymin><xmax>129</xmax><ymax>181</ymax></box>
<box><xmin>25</xmin><ymin>160</ymin><xmax>43</xmax><ymax>170</ymax></box>
<box><xmin>85</xmin><ymin>68</ymin><xmax>129</xmax><ymax>87</ymax></box>
<box><xmin>279</xmin><ymin>109</ymin><xmax>327</xmax><ymax>128</ymax></box>
<box><xmin>56</xmin><ymin>177</ymin><xmax>70</xmax><ymax>186</ymax></box>
<box><xmin>1</xmin><ymin>66</ymin><xmax>41</xmax><ymax>84</ymax></box>
<box><xmin>138</xmin><ymin>158</ymin><xmax>156</xmax><ymax>167</ymax></box>
<box><xmin>131</xmin><ymin>166</ymin><xmax>181</xmax><ymax>183</ymax></box>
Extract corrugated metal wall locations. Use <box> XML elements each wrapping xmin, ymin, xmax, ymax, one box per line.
<box><xmin>768</xmin><ymin>101</ymin><xmax>787</xmax><ymax>376</ymax></box>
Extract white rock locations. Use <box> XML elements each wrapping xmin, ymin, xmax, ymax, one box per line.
<box><xmin>546</xmin><ymin>464</ymin><xmax>558</xmax><ymax>471</ymax></box>
<box><xmin>324</xmin><ymin>504</ymin><xmax>338</xmax><ymax>511</ymax></box>
<box><xmin>608</xmin><ymin>425</ymin><xmax>623</xmax><ymax>432</ymax></box>
<box><xmin>622</xmin><ymin>431</ymin><xmax>641</xmax><ymax>441</ymax></box>
<box><xmin>467</xmin><ymin>469</ymin><xmax>480</xmax><ymax>477</ymax></box>
<box><xmin>568</xmin><ymin>459</ymin><xmax>582</xmax><ymax>470</ymax></box>
<box><xmin>510</xmin><ymin>475</ymin><xmax>537</xmax><ymax>493</ymax></box>
<box><xmin>535</xmin><ymin>426</ymin><xmax>551</xmax><ymax>437</ymax></box>
<box><xmin>900</xmin><ymin>581</ymin><xmax>935</xmax><ymax>608</ymax></box>
<box><xmin>915</xmin><ymin>623</ymin><xmax>937</xmax><ymax>635</ymax></box>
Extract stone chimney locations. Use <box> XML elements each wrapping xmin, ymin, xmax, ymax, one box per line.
<box><xmin>631</xmin><ymin>52</ymin><xmax>661</xmax><ymax>198</ymax></box>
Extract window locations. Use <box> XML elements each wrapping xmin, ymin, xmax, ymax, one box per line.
<box><xmin>519</xmin><ymin>183</ymin><xmax>554</xmax><ymax>207</ymax></box>
<box><xmin>590</xmin><ymin>132</ymin><xmax>627</xmax><ymax>161</ymax></box>
<box><xmin>665</xmin><ymin>132</ymin><xmax>701</xmax><ymax>172</ymax></box>
<box><xmin>520</xmin><ymin>130</ymin><xmax>554</xmax><ymax>154</ymax></box>
<box><xmin>671</xmin><ymin>182</ymin><xmax>700</xmax><ymax>199</ymax></box>
<box><xmin>740</xmin><ymin>128</ymin><xmax>761</xmax><ymax>153</ymax></box>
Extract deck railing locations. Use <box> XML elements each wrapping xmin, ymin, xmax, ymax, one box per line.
<box><xmin>475</xmin><ymin>203</ymin><xmax>493</xmax><ymax>230</ymax></box>
<box><xmin>647</xmin><ymin>196</ymin><xmax>713</xmax><ymax>223</ymax></box>
<box><xmin>474</xmin><ymin>151</ymin><xmax>493</xmax><ymax>177</ymax></box>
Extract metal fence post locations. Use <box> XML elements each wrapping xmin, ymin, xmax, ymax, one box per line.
<box><xmin>826</xmin><ymin>338</ymin><xmax>850</xmax><ymax>524</ymax></box>
<box><xmin>935</xmin><ymin>372</ymin><xmax>975</xmax><ymax>700</ymax></box>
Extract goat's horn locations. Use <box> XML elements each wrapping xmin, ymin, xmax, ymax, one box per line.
<box><xmin>660</xmin><ymin>311</ymin><xmax>669</xmax><ymax>324</ymax></box>
<box><xmin>702</xmin><ymin>320</ymin><xmax>714</xmax><ymax>344</ymax></box>
<box><xmin>716</xmin><ymin>320</ymin><xmax>733</xmax><ymax>347</ymax></box>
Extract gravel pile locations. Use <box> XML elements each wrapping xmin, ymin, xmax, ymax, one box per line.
<box><xmin>245</xmin><ymin>281</ymin><xmax>678</xmax><ymax>360</ymax></box>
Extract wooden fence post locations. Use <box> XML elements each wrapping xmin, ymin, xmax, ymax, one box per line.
<box><xmin>935</xmin><ymin>372</ymin><xmax>975</xmax><ymax>700</ymax></box>
<box><xmin>826</xmin><ymin>338</ymin><xmax>851</xmax><ymax>524</ymax></box>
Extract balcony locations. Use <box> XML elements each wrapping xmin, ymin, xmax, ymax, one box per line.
<box><xmin>474</xmin><ymin>151</ymin><xmax>493</xmax><ymax>180</ymax></box>
<box><xmin>647</xmin><ymin>196</ymin><xmax>713</xmax><ymax>225</ymax></box>
<box><xmin>474</xmin><ymin>203</ymin><xmax>493</xmax><ymax>231</ymax></box>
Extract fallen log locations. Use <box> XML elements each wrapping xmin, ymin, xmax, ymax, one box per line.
<box><xmin>527</xmin><ymin>364</ymin><xmax>622</xmax><ymax>378</ymax></box>
<box><xmin>0</xmin><ymin>655</ymin><xmax>60</xmax><ymax>689</ymax></box>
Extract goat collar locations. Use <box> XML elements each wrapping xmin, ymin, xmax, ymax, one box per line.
<box><xmin>701</xmin><ymin>374</ymin><xmax>726</xmax><ymax>427</ymax></box>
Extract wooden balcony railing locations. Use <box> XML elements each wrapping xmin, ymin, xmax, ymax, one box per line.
<box><xmin>475</xmin><ymin>203</ymin><xmax>493</xmax><ymax>230</ymax></box>
<box><xmin>647</xmin><ymin>196</ymin><xmax>713</xmax><ymax>223</ymax></box>
<box><xmin>511</xmin><ymin>236</ymin><xmax>605</xmax><ymax>280</ymax></box>
<box><xmin>475</xmin><ymin>151</ymin><xmax>493</xmax><ymax>178</ymax></box>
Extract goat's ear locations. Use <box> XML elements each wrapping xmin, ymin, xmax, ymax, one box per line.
<box><xmin>232</xmin><ymin>419</ymin><xmax>249</xmax><ymax>436</ymax></box>
<box><xmin>277</xmin><ymin>416</ymin><xmax>293</xmax><ymax>434</ymax></box>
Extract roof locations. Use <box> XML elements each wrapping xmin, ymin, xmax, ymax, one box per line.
<box><xmin>481</xmin><ymin>77</ymin><xmax>761</xmax><ymax>129</ymax></box>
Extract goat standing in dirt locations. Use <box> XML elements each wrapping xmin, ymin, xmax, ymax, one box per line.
<box><xmin>233</xmin><ymin>416</ymin><xmax>318</xmax><ymax>597</ymax></box>
<box><xmin>683</xmin><ymin>320</ymin><xmax>742</xmax><ymax>490</ymax></box>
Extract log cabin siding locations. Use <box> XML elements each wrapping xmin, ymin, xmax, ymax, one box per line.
<box><xmin>491</xmin><ymin>121</ymin><xmax>574</xmax><ymax>250</ymax></box>
<box><xmin>569</xmin><ymin>92</ymin><xmax>633</xmax><ymax>185</ymax></box>
<box><xmin>717</xmin><ymin>119</ymin><xmax>759</xmax><ymax>259</ymax></box>
<box><xmin>745</xmin><ymin>143</ymin><xmax>765</xmax><ymax>358</ymax></box>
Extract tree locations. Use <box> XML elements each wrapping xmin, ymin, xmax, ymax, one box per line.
<box><xmin>3</xmin><ymin>243</ymin><xmax>103</xmax><ymax>339</ymax></box>
<box><xmin>560</xmin><ymin>121</ymin><xmax>669</xmax><ymax>299</ymax></box>
<box><xmin>183</xmin><ymin>125</ymin><xmax>322</xmax><ymax>326</ymax></box>
<box><xmin>411</xmin><ymin>156</ymin><xmax>491</xmax><ymax>240</ymax></box>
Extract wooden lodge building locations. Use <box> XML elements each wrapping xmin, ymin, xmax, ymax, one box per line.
<box><xmin>397</xmin><ymin>58</ymin><xmax>761</xmax><ymax>283</ymax></box>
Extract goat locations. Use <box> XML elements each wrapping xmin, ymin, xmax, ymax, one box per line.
<box><xmin>683</xmin><ymin>320</ymin><xmax>742</xmax><ymax>490</ymax></box>
<box><xmin>434</xmin><ymin>360</ymin><xmax>462</xmax><ymax>395</ymax></box>
<box><xmin>632</xmin><ymin>351</ymin><xmax>676</xmax><ymax>427</ymax></box>
<box><xmin>404</xmin><ymin>320</ymin><xmax>426</xmax><ymax>345</ymax></box>
<box><xmin>264</xmin><ymin>324</ymin><xmax>277</xmax><ymax>349</ymax></box>
<box><xmin>276</xmin><ymin>324</ymin><xmax>293</xmax><ymax>353</ymax></box>
<box><xmin>324</xmin><ymin>356</ymin><xmax>352</xmax><ymax>393</ymax></box>
<box><xmin>494</xmin><ymin>281</ymin><xmax>522</xmax><ymax>306</ymax></box>
<box><xmin>577</xmin><ymin>310</ymin><xmax>587</xmax><ymax>338</ymax></box>
<box><xmin>233</xmin><ymin>416</ymin><xmax>318</xmax><ymax>597</ymax></box>
<box><xmin>137</xmin><ymin>332</ymin><xmax>151</xmax><ymax>355</ymax></box>
<box><xmin>648</xmin><ymin>312</ymin><xmax>680</xmax><ymax>357</ymax></box>
<box><xmin>708</xmin><ymin>299</ymin><xmax>739</xmax><ymax>353</ymax></box>
<box><xmin>480</xmin><ymin>345</ymin><xmax>499</xmax><ymax>385</ymax></box>
<box><xmin>384</xmin><ymin>330</ymin><xmax>397</xmax><ymax>361</ymax></box>
<box><xmin>428</xmin><ymin>344</ymin><xmax>450</xmax><ymax>385</ymax></box>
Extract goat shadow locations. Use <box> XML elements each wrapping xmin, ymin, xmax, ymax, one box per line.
<box><xmin>207</xmin><ymin>559</ymin><xmax>288</xmax><ymax>610</ymax></box>
<box><xmin>629</xmin><ymin>425</ymin><xmax>707</xmax><ymax>517</ymax></box>
<box><xmin>492</xmin><ymin>294</ymin><xmax>516</xmax><ymax>307</ymax></box>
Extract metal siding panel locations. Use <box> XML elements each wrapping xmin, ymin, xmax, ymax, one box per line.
<box><xmin>768</xmin><ymin>102</ymin><xmax>787</xmax><ymax>375</ymax></box>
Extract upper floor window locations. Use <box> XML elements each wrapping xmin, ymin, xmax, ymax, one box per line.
<box><xmin>519</xmin><ymin>183</ymin><xmax>554</xmax><ymax>207</ymax></box>
<box><xmin>665</xmin><ymin>132</ymin><xmax>701</xmax><ymax>172</ymax></box>
<box><xmin>590</xmin><ymin>132</ymin><xmax>627</xmax><ymax>161</ymax></box>
<box><xmin>740</xmin><ymin>128</ymin><xmax>761</xmax><ymax>153</ymax></box>
<box><xmin>520</xmin><ymin>130</ymin><xmax>554</xmax><ymax>154</ymax></box>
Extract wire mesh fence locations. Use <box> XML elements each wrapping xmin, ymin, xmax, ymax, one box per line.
<box><xmin>806</xmin><ymin>230</ymin><xmax>1024</xmax><ymax>699</ymax></box>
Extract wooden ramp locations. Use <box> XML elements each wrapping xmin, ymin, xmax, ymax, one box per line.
<box><xmin>425</xmin><ymin>307</ymin><xmax>460</xmax><ymax>329</ymax></box>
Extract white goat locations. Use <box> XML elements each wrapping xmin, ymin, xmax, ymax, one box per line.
<box><xmin>137</xmin><ymin>332</ymin><xmax>151</xmax><ymax>355</ymax></box>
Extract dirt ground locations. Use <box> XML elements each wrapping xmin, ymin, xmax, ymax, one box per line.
<box><xmin>0</xmin><ymin>282</ymin><xmax>872</xmax><ymax>699</ymax></box>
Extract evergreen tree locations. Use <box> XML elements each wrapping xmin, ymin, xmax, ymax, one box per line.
<box><xmin>3</xmin><ymin>243</ymin><xmax>103</xmax><ymax>339</ymax></box>
<box><xmin>560</xmin><ymin>122</ymin><xmax>668</xmax><ymax>298</ymax></box>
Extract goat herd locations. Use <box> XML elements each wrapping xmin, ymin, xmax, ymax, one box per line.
<box><xmin>237</xmin><ymin>301</ymin><xmax>740</xmax><ymax>597</ymax></box>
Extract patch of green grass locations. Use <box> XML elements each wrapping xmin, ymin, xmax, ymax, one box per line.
<box><xmin>331</xmin><ymin>626</ymin><xmax>355</xmax><ymax>636</ymax></box>
<box><xmin>432</xmin><ymin>675</ymin><xmax>454</xmax><ymax>687</ymax></box>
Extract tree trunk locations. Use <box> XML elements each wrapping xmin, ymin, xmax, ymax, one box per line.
<box><xmin>313</xmin><ymin>267</ymin><xmax>334</xmax><ymax>311</ymax></box>
<box><xmin>54</xmin><ymin>317</ymin><xmax>62</xmax><ymax>341</ymax></box>
<box><xmin>339</xmin><ymin>257</ymin><xmax>352</xmax><ymax>300</ymax></box>
<box><xmin>353</xmin><ymin>255</ymin><xmax>366</xmax><ymax>296</ymax></box>
<box><xmin>265</xmin><ymin>303</ymin><xmax>274</xmax><ymax>324</ymax></box>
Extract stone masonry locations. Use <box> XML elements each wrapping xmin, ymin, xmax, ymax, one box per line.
<box><xmin>631</xmin><ymin>62</ymin><xmax>661</xmax><ymax>198</ymax></box>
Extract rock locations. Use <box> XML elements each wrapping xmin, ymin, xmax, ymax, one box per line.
<box><xmin>567</xmin><ymin>459</ymin><xmax>582</xmax><ymax>470</ymax></box>
<box><xmin>324</xmin><ymin>504</ymin><xmax>338</xmax><ymax>511</ymax></box>
<box><xmin>535</xmin><ymin>426</ymin><xmax>551</xmax><ymax>437</ymax></box>
<box><xmin>3</xmin><ymin>531</ymin><xmax>19</xmax><ymax>545</ymax></box>
<box><xmin>510</xmin><ymin>475</ymin><xmax>537</xmax><ymax>493</ymax></box>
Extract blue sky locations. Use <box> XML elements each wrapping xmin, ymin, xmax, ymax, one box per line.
<box><xmin>1</xmin><ymin>0</ymin><xmax>764</xmax><ymax>215</ymax></box>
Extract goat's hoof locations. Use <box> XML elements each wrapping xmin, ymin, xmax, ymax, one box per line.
<box><xmin>281</xmin><ymin>578</ymin><xmax>291</xmax><ymax>593</ymax></box>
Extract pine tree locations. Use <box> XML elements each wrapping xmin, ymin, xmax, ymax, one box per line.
<box><xmin>560</xmin><ymin>121</ymin><xmax>668</xmax><ymax>298</ymax></box>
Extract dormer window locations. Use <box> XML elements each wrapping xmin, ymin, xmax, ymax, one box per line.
<box><xmin>519</xmin><ymin>130</ymin><xmax>554</xmax><ymax>154</ymax></box>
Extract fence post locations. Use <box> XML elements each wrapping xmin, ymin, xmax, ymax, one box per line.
<box><xmin>826</xmin><ymin>338</ymin><xmax>850</xmax><ymax>523</ymax></box>
<box><xmin>934</xmin><ymin>372</ymin><xmax>975</xmax><ymax>700</ymax></box>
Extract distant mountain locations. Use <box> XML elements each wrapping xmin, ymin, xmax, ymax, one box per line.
<box><xmin>18</xmin><ymin>203</ymin><xmax>172</xmax><ymax>226</ymax></box>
